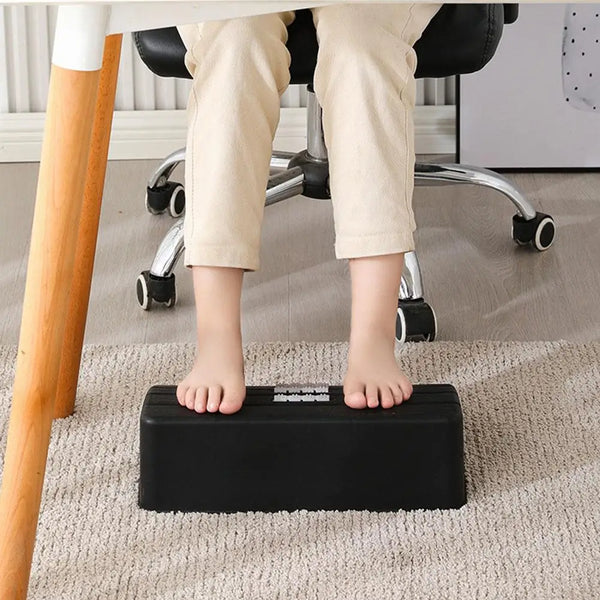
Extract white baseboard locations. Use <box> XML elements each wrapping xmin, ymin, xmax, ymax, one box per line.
<box><xmin>0</xmin><ymin>105</ymin><xmax>455</xmax><ymax>163</ymax></box>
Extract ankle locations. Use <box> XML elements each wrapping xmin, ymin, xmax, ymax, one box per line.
<box><xmin>191</xmin><ymin>265</ymin><xmax>243</xmax><ymax>332</ymax></box>
<box><xmin>197</xmin><ymin>320</ymin><xmax>242</xmax><ymax>337</ymax></box>
<box><xmin>349</xmin><ymin>322</ymin><xmax>396</xmax><ymax>349</ymax></box>
<box><xmin>195</xmin><ymin>310</ymin><xmax>242</xmax><ymax>339</ymax></box>
<box><xmin>347</xmin><ymin>253</ymin><xmax>403</xmax><ymax>347</ymax></box>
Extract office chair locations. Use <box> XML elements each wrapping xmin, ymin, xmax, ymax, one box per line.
<box><xmin>133</xmin><ymin>4</ymin><xmax>556</xmax><ymax>343</ymax></box>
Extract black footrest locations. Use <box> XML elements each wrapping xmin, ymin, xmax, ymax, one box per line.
<box><xmin>139</xmin><ymin>384</ymin><xmax>466</xmax><ymax>513</ymax></box>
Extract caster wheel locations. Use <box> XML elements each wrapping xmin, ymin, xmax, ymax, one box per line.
<box><xmin>396</xmin><ymin>299</ymin><xmax>437</xmax><ymax>344</ymax></box>
<box><xmin>145</xmin><ymin>181</ymin><xmax>185</xmax><ymax>216</ymax></box>
<box><xmin>136</xmin><ymin>270</ymin><xmax>177</xmax><ymax>310</ymax></box>
<box><xmin>165</xmin><ymin>286</ymin><xmax>177</xmax><ymax>308</ymax></box>
<box><xmin>168</xmin><ymin>185</ymin><xmax>185</xmax><ymax>218</ymax></box>
<box><xmin>136</xmin><ymin>272</ymin><xmax>152</xmax><ymax>310</ymax></box>
<box><xmin>512</xmin><ymin>212</ymin><xmax>556</xmax><ymax>251</ymax></box>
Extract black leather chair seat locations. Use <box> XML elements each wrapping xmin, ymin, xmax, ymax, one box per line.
<box><xmin>134</xmin><ymin>4</ymin><xmax>518</xmax><ymax>82</ymax></box>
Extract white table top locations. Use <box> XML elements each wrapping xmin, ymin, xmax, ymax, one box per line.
<box><xmin>0</xmin><ymin>0</ymin><xmax>576</xmax><ymax>4</ymax></box>
<box><xmin>0</xmin><ymin>0</ymin><xmax>571</xmax><ymax>71</ymax></box>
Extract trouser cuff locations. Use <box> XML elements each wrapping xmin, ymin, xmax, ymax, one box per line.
<box><xmin>184</xmin><ymin>244</ymin><xmax>259</xmax><ymax>273</ymax></box>
<box><xmin>334</xmin><ymin>230</ymin><xmax>415</xmax><ymax>259</ymax></box>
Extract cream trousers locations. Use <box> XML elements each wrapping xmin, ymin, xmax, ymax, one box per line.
<box><xmin>176</xmin><ymin>3</ymin><xmax>443</xmax><ymax>272</ymax></box>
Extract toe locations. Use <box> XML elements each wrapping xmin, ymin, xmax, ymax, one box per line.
<box><xmin>399</xmin><ymin>376</ymin><xmax>413</xmax><ymax>400</ymax></box>
<box><xmin>194</xmin><ymin>387</ymin><xmax>208</xmax><ymax>413</ymax></box>
<box><xmin>365</xmin><ymin>383</ymin><xmax>379</xmax><ymax>408</ymax></box>
<box><xmin>184</xmin><ymin>387</ymin><xmax>196</xmax><ymax>410</ymax></box>
<box><xmin>219</xmin><ymin>387</ymin><xmax>246</xmax><ymax>414</ymax></box>
<box><xmin>176</xmin><ymin>384</ymin><xmax>187</xmax><ymax>406</ymax></box>
<box><xmin>380</xmin><ymin>386</ymin><xmax>395</xmax><ymax>409</ymax></box>
<box><xmin>390</xmin><ymin>382</ymin><xmax>404</xmax><ymax>405</ymax></box>
<box><xmin>206</xmin><ymin>385</ymin><xmax>222</xmax><ymax>413</ymax></box>
<box><xmin>343</xmin><ymin>382</ymin><xmax>367</xmax><ymax>409</ymax></box>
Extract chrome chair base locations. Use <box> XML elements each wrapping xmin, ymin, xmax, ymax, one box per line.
<box><xmin>137</xmin><ymin>86</ymin><xmax>556</xmax><ymax>344</ymax></box>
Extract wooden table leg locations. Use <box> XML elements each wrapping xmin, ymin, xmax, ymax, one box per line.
<box><xmin>54</xmin><ymin>34</ymin><xmax>123</xmax><ymax>419</ymax></box>
<box><xmin>0</xmin><ymin>32</ymin><xmax>118</xmax><ymax>600</ymax></box>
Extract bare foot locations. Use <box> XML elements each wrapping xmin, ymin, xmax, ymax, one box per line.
<box><xmin>176</xmin><ymin>266</ymin><xmax>246</xmax><ymax>414</ymax></box>
<box><xmin>343</xmin><ymin>329</ymin><xmax>413</xmax><ymax>409</ymax></box>
<box><xmin>176</xmin><ymin>325</ymin><xmax>246</xmax><ymax>414</ymax></box>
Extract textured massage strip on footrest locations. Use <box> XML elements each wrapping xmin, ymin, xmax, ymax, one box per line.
<box><xmin>272</xmin><ymin>385</ymin><xmax>330</xmax><ymax>402</ymax></box>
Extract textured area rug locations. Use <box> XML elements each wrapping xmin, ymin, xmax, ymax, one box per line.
<box><xmin>1</xmin><ymin>340</ymin><xmax>599</xmax><ymax>599</ymax></box>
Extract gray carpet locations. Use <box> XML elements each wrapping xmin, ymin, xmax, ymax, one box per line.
<box><xmin>1</xmin><ymin>340</ymin><xmax>599</xmax><ymax>599</ymax></box>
